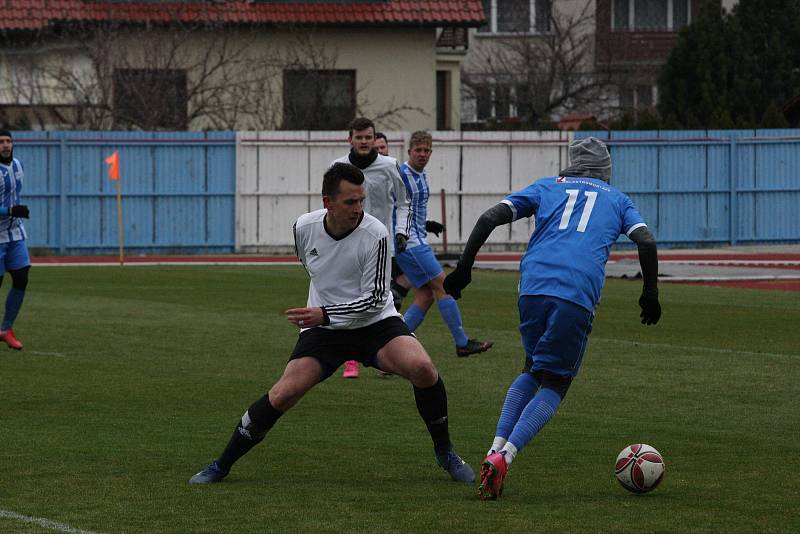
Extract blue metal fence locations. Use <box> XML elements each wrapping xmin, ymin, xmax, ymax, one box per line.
<box><xmin>10</xmin><ymin>129</ymin><xmax>800</xmax><ymax>255</ymax></box>
<box><xmin>14</xmin><ymin>131</ymin><xmax>236</xmax><ymax>254</ymax></box>
<box><xmin>577</xmin><ymin>129</ymin><xmax>800</xmax><ymax>246</ymax></box>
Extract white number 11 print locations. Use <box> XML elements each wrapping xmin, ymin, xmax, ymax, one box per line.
<box><xmin>559</xmin><ymin>189</ymin><xmax>597</xmax><ymax>233</ymax></box>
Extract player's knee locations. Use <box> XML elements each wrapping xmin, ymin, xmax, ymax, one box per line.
<box><xmin>10</xmin><ymin>266</ymin><xmax>29</xmax><ymax>290</ymax></box>
<box><xmin>415</xmin><ymin>287</ymin><xmax>434</xmax><ymax>308</ymax></box>
<box><xmin>404</xmin><ymin>356</ymin><xmax>438</xmax><ymax>387</ymax></box>
<box><xmin>532</xmin><ymin>370</ymin><xmax>573</xmax><ymax>400</ymax></box>
<box><xmin>268</xmin><ymin>384</ymin><xmax>302</xmax><ymax>412</ymax></box>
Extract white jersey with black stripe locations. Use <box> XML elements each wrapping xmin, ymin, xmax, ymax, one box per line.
<box><xmin>293</xmin><ymin>209</ymin><xmax>400</xmax><ymax>330</ymax></box>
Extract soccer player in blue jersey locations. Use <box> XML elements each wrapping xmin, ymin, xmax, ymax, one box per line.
<box><xmin>0</xmin><ymin>130</ymin><xmax>31</xmax><ymax>350</ymax></box>
<box><xmin>397</xmin><ymin>131</ymin><xmax>493</xmax><ymax>357</ymax></box>
<box><xmin>444</xmin><ymin>137</ymin><xmax>662</xmax><ymax>500</ymax></box>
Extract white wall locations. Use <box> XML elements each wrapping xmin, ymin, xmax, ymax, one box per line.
<box><xmin>235</xmin><ymin>130</ymin><xmax>573</xmax><ymax>253</ymax></box>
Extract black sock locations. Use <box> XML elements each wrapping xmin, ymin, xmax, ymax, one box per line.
<box><xmin>217</xmin><ymin>394</ymin><xmax>283</xmax><ymax>472</ymax></box>
<box><xmin>413</xmin><ymin>376</ymin><xmax>451</xmax><ymax>455</ymax></box>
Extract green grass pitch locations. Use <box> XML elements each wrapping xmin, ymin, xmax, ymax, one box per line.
<box><xmin>1</xmin><ymin>266</ymin><xmax>798</xmax><ymax>532</ymax></box>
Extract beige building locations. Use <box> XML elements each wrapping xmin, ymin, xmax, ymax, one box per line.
<box><xmin>0</xmin><ymin>1</ymin><xmax>484</xmax><ymax>131</ymax></box>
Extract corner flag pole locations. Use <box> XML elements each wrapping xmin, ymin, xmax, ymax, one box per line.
<box><xmin>104</xmin><ymin>151</ymin><xmax>124</xmax><ymax>266</ymax></box>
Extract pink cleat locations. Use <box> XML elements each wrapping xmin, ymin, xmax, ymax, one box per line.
<box><xmin>342</xmin><ymin>360</ymin><xmax>360</xmax><ymax>378</ymax></box>
<box><xmin>479</xmin><ymin>452</ymin><xmax>508</xmax><ymax>501</ymax></box>
<box><xmin>0</xmin><ymin>329</ymin><xmax>23</xmax><ymax>350</ymax></box>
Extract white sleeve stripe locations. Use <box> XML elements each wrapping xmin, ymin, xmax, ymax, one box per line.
<box><xmin>626</xmin><ymin>222</ymin><xmax>647</xmax><ymax>236</ymax></box>
<box><xmin>501</xmin><ymin>199</ymin><xmax>518</xmax><ymax>221</ymax></box>
<box><xmin>324</xmin><ymin>237</ymin><xmax>388</xmax><ymax>315</ymax></box>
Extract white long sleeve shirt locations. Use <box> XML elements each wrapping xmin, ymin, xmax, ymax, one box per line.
<box><xmin>331</xmin><ymin>154</ymin><xmax>412</xmax><ymax>255</ymax></box>
<box><xmin>293</xmin><ymin>209</ymin><xmax>401</xmax><ymax>330</ymax></box>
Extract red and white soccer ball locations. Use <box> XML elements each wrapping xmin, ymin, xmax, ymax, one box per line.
<box><xmin>615</xmin><ymin>444</ymin><xmax>665</xmax><ymax>494</ymax></box>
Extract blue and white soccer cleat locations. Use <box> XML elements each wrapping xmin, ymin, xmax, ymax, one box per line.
<box><xmin>189</xmin><ymin>461</ymin><xmax>228</xmax><ymax>484</ymax></box>
<box><xmin>436</xmin><ymin>448</ymin><xmax>476</xmax><ymax>483</ymax></box>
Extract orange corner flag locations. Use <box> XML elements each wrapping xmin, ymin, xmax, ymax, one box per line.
<box><xmin>105</xmin><ymin>151</ymin><xmax>120</xmax><ymax>181</ymax></box>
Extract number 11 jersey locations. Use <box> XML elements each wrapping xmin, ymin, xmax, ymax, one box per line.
<box><xmin>502</xmin><ymin>175</ymin><xmax>647</xmax><ymax>312</ymax></box>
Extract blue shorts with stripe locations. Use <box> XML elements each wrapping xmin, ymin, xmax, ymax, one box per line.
<box><xmin>0</xmin><ymin>240</ymin><xmax>30</xmax><ymax>273</ymax></box>
<box><xmin>518</xmin><ymin>294</ymin><xmax>594</xmax><ymax>378</ymax></box>
<box><xmin>395</xmin><ymin>244</ymin><xmax>443</xmax><ymax>288</ymax></box>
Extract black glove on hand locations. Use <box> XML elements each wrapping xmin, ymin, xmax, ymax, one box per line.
<box><xmin>395</xmin><ymin>234</ymin><xmax>408</xmax><ymax>253</ymax></box>
<box><xmin>425</xmin><ymin>220</ymin><xmax>445</xmax><ymax>237</ymax></box>
<box><xmin>10</xmin><ymin>205</ymin><xmax>29</xmax><ymax>218</ymax></box>
<box><xmin>443</xmin><ymin>261</ymin><xmax>472</xmax><ymax>300</ymax></box>
<box><xmin>639</xmin><ymin>292</ymin><xmax>661</xmax><ymax>325</ymax></box>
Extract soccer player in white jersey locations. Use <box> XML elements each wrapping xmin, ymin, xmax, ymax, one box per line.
<box><xmin>331</xmin><ymin>118</ymin><xmax>412</xmax><ymax>379</ymax></box>
<box><xmin>444</xmin><ymin>137</ymin><xmax>661</xmax><ymax>500</ymax></box>
<box><xmin>397</xmin><ymin>131</ymin><xmax>493</xmax><ymax>357</ymax></box>
<box><xmin>190</xmin><ymin>162</ymin><xmax>475</xmax><ymax>485</ymax></box>
<box><xmin>0</xmin><ymin>130</ymin><xmax>32</xmax><ymax>350</ymax></box>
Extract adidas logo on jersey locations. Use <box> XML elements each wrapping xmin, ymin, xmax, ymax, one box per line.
<box><xmin>309</xmin><ymin>248</ymin><xmax>319</xmax><ymax>257</ymax></box>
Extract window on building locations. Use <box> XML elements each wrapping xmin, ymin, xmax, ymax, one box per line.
<box><xmin>114</xmin><ymin>69</ymin><xmax>187</xmax><ymax>129</ymax></box>
<box><xmin>475</xmin><ymin>86</ymin><xmax>493</xmax><ymax>120</ymax></box>
<box><xmin>282</xmin><ymin>69</ymin><xmax>355</xmax><ymax>130</ymax></box>
<box><xmin>436</xmin><ymin>70</ymin><xmax>452</xmax><ymax>130</ymax></box>
<box><xmin>479</xmin><ymin>0</ymin><xmax>552</xmax><ymax>34</ymax></box>
<box><xmin>612</xmin><ymin>0</ymin><xmax>690</xmax><ymax>31</ymax></box>
<box><xmin>619</xmin><ymin>84</ymin><xmax>655</xmax><ymax>110</ymax></box>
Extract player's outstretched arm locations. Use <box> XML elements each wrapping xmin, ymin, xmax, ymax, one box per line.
<box><xmin>444</xmin><ymin>203</ymin><xmax>514</xmax><ymax>299</ymax></box>
<box><xmin>629</xmin><ymin>226</ymin><xmax>661</xmax><ymax>325</ymax></box>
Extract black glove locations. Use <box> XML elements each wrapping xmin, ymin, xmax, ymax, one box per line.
<box><xmin>425</xmin><ymin>220</ymin><xmax>445</xmax><ymax>237</ymax></box>
<box><xmin>395</xmin><ymin>234</ymin><xmax>408</xmax><ymax>253</ymax></box>
<box><xmin>10</xmin><ymin>205</ymin><xmax>29</xmax><ymax>218</ymax></box>
<box><xmin>639</xmin><ymin>292</ymin><xmax>661</xmax><ymax>325</ymax></box>
<box><xmin>443</xmin><ymin>261</ymin><xmax>472</xmax><ymax>300</ymax></box>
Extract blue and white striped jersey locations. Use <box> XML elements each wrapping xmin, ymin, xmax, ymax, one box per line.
<box><xmin>398</xmin><ymin>162</ymin><xmax>431</xmax><ymax>249</ymax></box>
<box><xmin>0</xmin><ymin>158</ymin><xmax>27</xmax><ymax>243</ymax></box>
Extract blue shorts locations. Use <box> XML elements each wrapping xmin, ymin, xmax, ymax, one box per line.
<box><xmin>0</xmin><ymin>240</ymin><xmax>30</xmax><ymax>273</ymax></box>
<box><xmin>518</xmin><ymin>295</ymin><xmax>594</xmax><ymax>378</ymax></box>
<box><xmin>395</xmin><ymin>244</ymin><xmax>443</xmax><ymax>288</ymax></box>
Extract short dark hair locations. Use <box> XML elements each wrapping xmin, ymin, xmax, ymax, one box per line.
<box><xmin>374</xmin><ymin>131</ymin><xmax>387</xmax><ymax>142</ymax></box>
<box><xmin>323</xmin><ymin>162</ymin><xmax>365</xmax><ymax>197</ymax></box>
<box><xmin>348</xmin><ymin>117</ymin><xmax>375</xmax><ymax>137</ymax></box>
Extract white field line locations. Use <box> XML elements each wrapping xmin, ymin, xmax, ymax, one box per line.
<box><xmin>0</xmin><ymin>510</ymin><xmax>97</xmax><ymax>534</ymax></box>
<box><xmin>592</xmin><ymin>337</ymin><xmax>799</xmax><ymax>360</ymax></box>
<box><xmin>28</xmin><ymin>350</ymin><xmax>68</xmax><ymax>358</ymax></box>
<box><xmin>32</xmin><ymin>261</ymin><xmax>299</xmax><ymax>267</ymax></box>
<box><xmin>661</xmin><ymin>275</ymin><xmax>800</xmax><ymax>281</ymax></box>
<box><xmin>658</xmin><ymin>259</ymin><xmax>800</xmax><ymax>266</ymax></box>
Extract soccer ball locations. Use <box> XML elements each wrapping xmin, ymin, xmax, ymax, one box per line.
<box><xmin>615</xmin><ymin>444</ymin><xmax>665</xmax><ymax>494</ymax></box>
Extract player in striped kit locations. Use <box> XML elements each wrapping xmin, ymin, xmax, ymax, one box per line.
<box><xmin>396</xmin><ymin>131</ymin><xmax>492</xmax><ymax>357</ymax></box>
<box><xmin>444</xmin><ymin>137</ymin><xmax>661</xmax><ymax>500</ymax></box>
<box><xmin>189</xmin><ymin>163</ymin><xmax>475</xmax><ymax>485</ymax></box>
<box><xmin>0</xmin><ymin>130</ymin><xmax>31</xmax><ymax>350</ymax></box>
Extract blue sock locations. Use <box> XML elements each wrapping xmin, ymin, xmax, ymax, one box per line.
<box><xmin>495</xmin><ymin>373</ymin><xmax>540</xmax><ymax>440</ymax></box>
<box><xmin>403</xmin><ymin>303</ymin><xmax>427</xmax><ymax>332</ymax></box>
<box><xmin>2</xmin><ymin>288</ymin><xmax>25</xmax><ymax>331</ymax></box>
<box><xmin>507</xmin><ymin>388</ymin><xmax>562</xmax><ymax>454</ymax></box>
<box><xmin>437</xmin><ymin>296</ymin><xmax>469</xmax><ymax>347</ymax></box>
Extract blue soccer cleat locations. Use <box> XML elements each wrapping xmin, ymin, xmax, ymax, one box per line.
<box><xmin>436</xmin><ymin>448</ymin><xmax>476</xmax><ymax>483</ymax></box>
<box><xmin>189</xmin><ymin>461</ymin><xmax>228</xmax><ymax>484</ymax></box>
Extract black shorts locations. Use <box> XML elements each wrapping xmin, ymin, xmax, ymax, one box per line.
<box><xmin>289</xmin><ymin>316</ymin><xmax>412</xmax><ymax>381</ymax></box>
